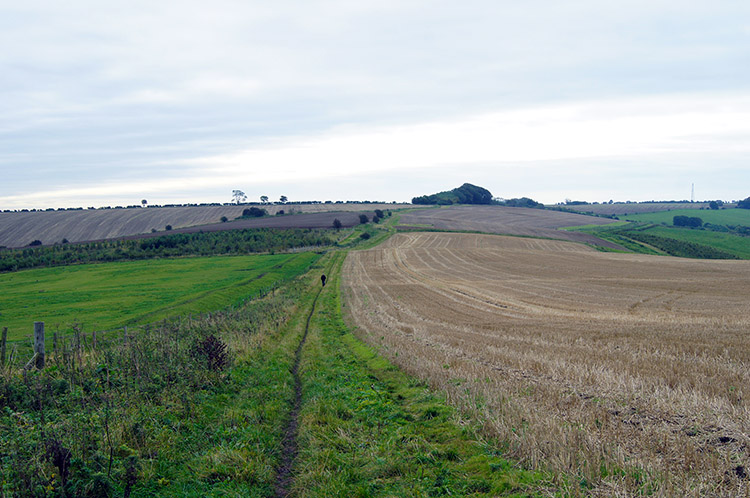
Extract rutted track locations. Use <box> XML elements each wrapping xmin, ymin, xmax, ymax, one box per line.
<box><xmin>274</xmin><ymin>276</ymin><xmax>325</xmax><ymax>497</ymax></box>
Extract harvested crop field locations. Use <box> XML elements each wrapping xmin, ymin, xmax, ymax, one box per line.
<box><xmin>0</xmin><ymin>203</ymin><xmax>402</xmax><ymax>248</ymax></box>
<box><xmin>342</xmin><ymin>232</ymin><xmax>750</xmax><ymax>496</ymax></box>
<box><xmin>557</xmin><ymin>202</ymin><xmax>713</xmax><ymax>216</ymax></box>
<box><xmin>398</xmin><ymin>206</ymin><xmax>625</xmax><ymax>250</ymax></box>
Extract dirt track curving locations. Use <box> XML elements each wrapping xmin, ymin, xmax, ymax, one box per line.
<box><xmin>398</xmin><ymin>205</ymin><xmax>625</xmax><ymax>250</ymax></box>
<box><xmin>342</xmin><ymin>232</ymin><xmax>750</xmax><ymax>496</ymax></box>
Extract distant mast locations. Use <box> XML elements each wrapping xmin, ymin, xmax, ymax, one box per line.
<box><xmin>691</xmin><ymin>183</ymin><xmax>695</xmax><ymax>203</ymax></box>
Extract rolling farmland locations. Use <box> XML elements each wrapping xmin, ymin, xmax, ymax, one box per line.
<box><xmin>342</xmin><ymin>232</ymin><xmax>750</xmax><ymax>496</ymax></box>
<box><xmin>0</xmin><ymin>203</ymin><xmax>402</xmax><ymax>248</ymax></box>
<box><xmin>397</xmin><ymin>205</ymin><xmax>626</xmax><ymax>250</ymax></box>
<box><xmin>556</xmin><ymin>202</ymin><xmax>714</xmax><ymax>216</ymax></box>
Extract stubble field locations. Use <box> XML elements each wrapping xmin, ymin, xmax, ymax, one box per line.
<box><xmin>397</xmin><ymin>206</ymin><xmax>626</xmax><ymax>250</ymax></box>
<box><xmin>342</xmin><ymin>232</ymin><xmax>750</xmax><ymax>496</ymax></box>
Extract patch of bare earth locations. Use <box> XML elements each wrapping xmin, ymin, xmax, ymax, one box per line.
<box><xmin>398</xmin><ymin>205</ymin><xmax>626</xmax><ymax>250</ymax></box>
<box><xmin>342</xmin><ymin>232</ymin><xmax>750</xmax><ymax>496</ymax></box>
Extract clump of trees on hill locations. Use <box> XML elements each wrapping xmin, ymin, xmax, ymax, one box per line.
<box><xmin>412</xmin><ymin>183</ymin><xmax>493</xmax><ymax>205</ymax></box>
<box><xmin>496</xmin><ymin>197</ymin><xmax>542</xmax><ymax>208</ymax></box>
<box><xmin>673</xmin><ymin>215</ymin><xmax>703</xmax><ymax>228</ymax></box>
<box><xmin>738</xmin><ymin>197</ymin><xmax>750</xmax><ymax>209</ymax></box>
<box><xmin>238</xmin><ymin>207</ymin><xmax>268</xmax><ymax>218</ymax></box>
<box><xmin>411</xmin><ymin>183</ymin><xmax>545</xmax><ymax>209</ymax></box>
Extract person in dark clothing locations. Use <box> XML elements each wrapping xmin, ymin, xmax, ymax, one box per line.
<box><xmin>321</xmin><ymin>274</ymin><xmax>327</xmax><ymax>287</ymax></box>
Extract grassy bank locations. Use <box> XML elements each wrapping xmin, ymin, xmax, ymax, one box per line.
<box><xmin>294</xmin><ymin>252</ymin><xmax>553</xmax><ymax>497</ymax></box>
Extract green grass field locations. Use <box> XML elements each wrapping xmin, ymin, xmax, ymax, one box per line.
<box><xmin>640</xmin><ymin>225</ymin><xmax>750</xmax><ymax>259</ymax></box>
<box><xmin>622</xmin><ymin>208</ymin><xmax>750</xmax><ymax>225</ymax></box>
<box><xmin>0</xmin><ymin>252</ymin><xmax>320</xmax><ymax>340</ymax></box>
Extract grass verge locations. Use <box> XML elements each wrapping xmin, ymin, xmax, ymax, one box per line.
<box><xmin>293</xmin><ymin>252</ymin><xmax>554</xmax><ymax>497</ymax></box>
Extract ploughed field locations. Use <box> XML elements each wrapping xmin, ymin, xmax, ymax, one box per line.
<box><xmin>0</xmin><ymin>203</ymin><xmax>399</xmax><ymax>248</ymax></box>
<box><xmin>398</xmin><ymin>205</ymin><xmax>626</xmax><ymax>250</ymax></box>
<box><xmin>342</xmin><ymin>232</ymin><xmax>750</xmax><ymax>496</ymax></box>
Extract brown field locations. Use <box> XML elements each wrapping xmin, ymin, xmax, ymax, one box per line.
<box><xmin>0</xmin><ymin>203</ymin><xmax>403</xmax><ymax>248</ymax></box>
<box><xmin>342</xmin><ymin>232</ymin><xmax>750</xmax><ymax>496</ymax></box>
<box><xmin>398</xmin><ymin>206</ymin><xmax>626</xmax><ymax>250</ymax></box>
<box><xmin>555</xmin><ymin>202</ymin><xmax>714</xmax><ymax>216</ymax></box>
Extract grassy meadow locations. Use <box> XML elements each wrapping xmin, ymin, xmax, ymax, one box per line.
<box><xmin>621</xmin><ymin>207</ymin><xmax>750</xmax><ymax>225</ymax></box>
<box><xmin>0</xmin><ymin>252</ymin><xmax>319</xmax><ymax>341</ymax></box>
<box><xmin>569</xmin><ymin>216</ymin><xmax>750</xmax><ymax>259</ymax></box>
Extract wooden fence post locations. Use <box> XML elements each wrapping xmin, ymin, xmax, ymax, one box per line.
<box><xmin>1</xmin><ymin>327</ymin><xmax>7</xmax><ymax>366</ymax></box>
<box><xmin>0</xmin><ymin>327</ymin><xmax>8</xmax><ymax>366</ymax></box>
<box><xmin>123</xmin><ymin>326</ymin><xmax>128</xmax><ymax>346</ymax></box>
<box><xmin>92</xmin><ymin>330</ymin><xmax>97</xmax><ymax>350</ymax></box>
<box><xmin>34</xmin><ymin>322</ymin><xmax>45</xmax><ymax>369</ymax></box>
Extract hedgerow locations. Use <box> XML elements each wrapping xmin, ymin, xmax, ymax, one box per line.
<box><xmin>0</xmin><ymin>228</ymin><xmax>336</xmax><ymax>272</ymax></box>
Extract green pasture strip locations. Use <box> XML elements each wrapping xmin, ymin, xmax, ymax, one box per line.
<box><xmin>559</xmin><ymin>221</ymin><xmax>629</xmax><ymax>231</ymax></box>
<box><xmin>0</xmin><ymin>252</ymin><xmax>319</xmax><ymax>341</ymax></box>
<box><xmin>637</xmin><ymin>225</ymin><xmax>750</xmax><ymax>259</ymax></box>
<box><xmin>621</xmin><ymin>208</ymin><xmax>750</xmax><ymax>225</ymax></box>
<box><xmin>293</xmin><ymin>252</ymin><xmax>552</xmax><ymax>497</ymax></box>
<box><xmin>569</xmin><ymin>225</ymin><xmax>662</xmax><ymax>255</ymax></box>
<box><xmin>0</xmin><ymin>266</ymin><xmax>312</xmax><ymax>498</ymax></box>
<box><xmin>0</xmin><ymin>227</ymin><xmax>336</xmax><ymax>273</ymax></box>
<box><xmin>567</xmin><ymin>222</ymin><xmax>750</xmax><ymax>259</ymax></box>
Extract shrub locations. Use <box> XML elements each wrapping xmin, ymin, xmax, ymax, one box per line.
<box><xmin>673</xmin><ymin>215</ymin><xmax>702</xmax><ymax>227</ymax></box>
<box><xmin>220</xmin><ymin>216</ymin><xmax>228</xmax><ymax>223</ymax></box>
<box><xmin>332</xmin><ymin>218</ymin><xmax>342</xmax><ymax>230</ymax></box>
<box><xmin>28</xmin><ymin>240</ymin><xmax>42</xmax><ymax>246</ymax></box>
<box><xmin>360</xmin><ymin>232</ymin><xmax>371</xmax><ymax>240</ymax></box>
<box><xmin>359</xmin><ymin>214</ymin><xmax>369</xmax><ymax>224</ymax></box>
<box><xmin>241</xmin><ymin>207</ymin><xmax>267</xmax><ymax>218</ymax></box>
<box><xmin>165</xmin><ymin>225</ymin><xmax>173</xmax><ymax>231</ymax></box>
<box><xmin>191</xmin><ymin>335</ymin><xmax>229</xmax><ymax>371</ymax></box>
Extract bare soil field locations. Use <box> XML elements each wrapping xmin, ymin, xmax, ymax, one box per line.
<box><xmin>116</xmin><ymin>211</ymin><xmax>369</xmax><ymax>243</ymax></box>
<box><xmin>398</xmin><ymin>206</ymin><xmax>625</xmax><ymax>250</ymax></box>
<box><xmin>0</xmin><ymin>203</ymin><xmax>401</xmax><ymax>248</ymax></box>
<box><xmin>342</xmin><ymin>232</ymin><xmax>750</xmax><ymax>496</ymax></box>
<box><xmin>556</xmin><ymin>202</ymin><xmax>713</xmax><ymax>216</ymax></box>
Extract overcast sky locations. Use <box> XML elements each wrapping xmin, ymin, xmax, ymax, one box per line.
<box><xmin>2</xmin><ymin>0</ymin><xmax>749</xmax><ymax>209</ymax></box>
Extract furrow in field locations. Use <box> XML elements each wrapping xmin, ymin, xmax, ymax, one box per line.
<box><xmin>342</xmin><ymin>232</ymin><xmax>750</xmax><ymax>496</ymax></box>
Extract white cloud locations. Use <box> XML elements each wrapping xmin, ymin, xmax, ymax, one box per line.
<box><xmin>178</xmin><ymin>92</ymin><xmax>750</xmax><ymax>182</ymax></box>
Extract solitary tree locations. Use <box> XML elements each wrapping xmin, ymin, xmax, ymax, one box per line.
<box><xmin>279</xmin><ymin>195</ymin><xmax>288</xmax><ymax>203</ymax></box>
<box><xmin>141</xmin><ymin>199</ymin><xmax>147</xmax><ymax>208</ymax></box>
<box><xmin>359</xmin><ymin>214</ymin><xmax>369</xmax><ymax>224</ymax></box>
<box><xmin>232</xmin><ymin>190</ymin><xmax>247</xmax><ymax>204</ymax></box>
<box><xmin>260</xmin><ymin>195</ymin><xmax>269</xmax><ymax>204</ymax></box>
<box><xmin>332</xmin><ymin>218</ymin><xmax>342</xmax><ymax>230</ymax></box>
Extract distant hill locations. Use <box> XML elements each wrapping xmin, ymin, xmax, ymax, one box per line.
<box><xmin>412</xmin><ymin>183</ymin><xmax>493</xmax><ymax>205</ymax></box>
<box><xmin>0</xmin><ymin>203</ymin><xmax>404</xmax><ymax>248</ymax></box>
